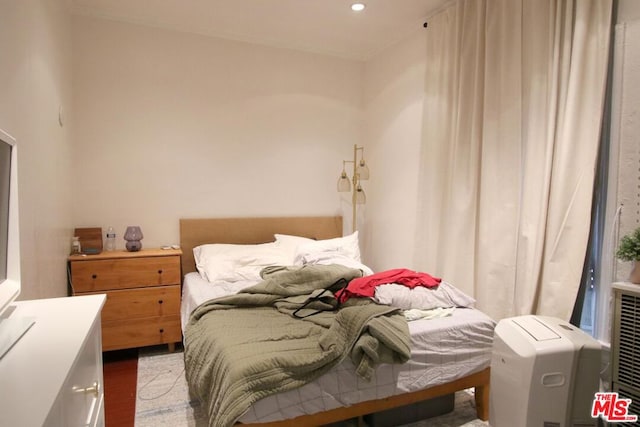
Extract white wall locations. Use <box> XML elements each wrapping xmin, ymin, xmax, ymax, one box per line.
<box><xmin>618</xmin><ymin>0</ymin><xmax>640</xmax><ymax>23</ymax></box>
<box><xmin>4</xmin><ymin>2</ymin><xmax>626</xmax><ymax>299</ymax></box>
<box><xmin>361</xmin><ymin>30</ymin><xmax>426</xmax><ymax>271</ymax></box>
<box><xmin>0</xmin><ymin>0</ymin><xmax>73</xmax><ymax>299</ymax></box>
<box><xmin>72</xmin><ymin>16</ymin><xmax>363</xmax><ymax>250</ymax></box>
<box><xmin>611</xmin><ymin>0</ymin><xmax>640</xmax><ymax>283</ymax></box>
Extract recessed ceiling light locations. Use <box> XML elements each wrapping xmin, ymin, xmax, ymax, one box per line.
<box><xmin>351</xmin><ymin>3</ymin><xmax>366</xmax><ymax>12</ymax></box>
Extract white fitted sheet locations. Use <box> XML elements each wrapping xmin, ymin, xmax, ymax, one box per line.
<box><xmin>181</xmin><ymin>272</ymin><xmax>495</xmax><ymax>423</ymax></box>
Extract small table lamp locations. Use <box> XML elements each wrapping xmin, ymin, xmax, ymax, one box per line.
<box><xmin>124</xmin><ymin>226</ymin><xmax>143</xmax><ymax>252</ymax></box>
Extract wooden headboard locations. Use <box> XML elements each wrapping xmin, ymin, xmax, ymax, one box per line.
<box><xmin>179</xmin><ymin>216</ymin><xmax>343</xmax><ymax>274</ymax></box>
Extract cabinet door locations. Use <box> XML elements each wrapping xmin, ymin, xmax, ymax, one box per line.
<box><xmin>43</xmin><ymin>318</ymin><xmax>104</xmax><ymax>427</ymax></box>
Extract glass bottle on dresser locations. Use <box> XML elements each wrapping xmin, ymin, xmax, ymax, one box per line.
<box><xmin>105</xmin><ymin>226</ymin><xmax>116</xmax><ymax>251</ymax></box>
<box><xmin>71</xmin><ymin>236</ymin><xmax>81</xmax><ymax>255</ymax></box>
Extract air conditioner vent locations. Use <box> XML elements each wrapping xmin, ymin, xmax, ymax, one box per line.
<box><xmin>617</xmin><ymin>293</ymin><xmax>640</xmax><ymax>389</ymax></box>
<box><xmin>613</xmin><ymin>384</ymin><xmax>640</xmax><ymax>427</ymax></box>
<box><xmin>606</xmin><ymin>285</ymin><xmax>640</xmax><ymax>426</ymax></box>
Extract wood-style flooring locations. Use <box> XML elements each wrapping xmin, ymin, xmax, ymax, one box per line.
<box><xmin>103</xmin><ymin>349</ymin><xmax>139</xmax><ymax>427</ymax></box>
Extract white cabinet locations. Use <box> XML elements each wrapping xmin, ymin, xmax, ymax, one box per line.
<box><xmin>0</xmin><ymin>294</ymin><xmax>106</xmax><ymax>427</ymax></box>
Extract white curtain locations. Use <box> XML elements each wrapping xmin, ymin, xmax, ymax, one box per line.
<box><xmin>415</xmin><ymin>0</ymin><xmax>612</xmax><ymax>321</ymax></box>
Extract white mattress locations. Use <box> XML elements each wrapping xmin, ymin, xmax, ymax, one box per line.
<box><xmin>181</xmin><ymin>272</ymin><xmax>495</xmax><ymax>423</ymax></box>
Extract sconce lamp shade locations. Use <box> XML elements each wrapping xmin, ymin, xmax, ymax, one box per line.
<box><xmin>355</xmin><ymin>184</ymin><xmax>366</xmax><ymax>204</ymax></box>
<box><xmin>357</xmin><ymin>160</ymin><xmax>370</xmax><ymax>180</ymax></box>
<box><xmin>337</xmin><ymin>172</ymin><xmax>351</xmax><ymax>192</ymax></box>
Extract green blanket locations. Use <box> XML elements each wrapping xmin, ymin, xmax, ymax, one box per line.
<box><xmin>184</xmin><ymin>264</ymin><xmax>411</xmax><ymax>427</ymax></box>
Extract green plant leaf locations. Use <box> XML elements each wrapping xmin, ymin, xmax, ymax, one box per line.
<box><xmin>616</xmin><ymin>227</ymin><xmax>640</xmax><ymax>261</ymax></box>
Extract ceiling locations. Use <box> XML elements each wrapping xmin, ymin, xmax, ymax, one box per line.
<box><xmin>70</xmin><ymin>0</ymin><xmax>449</xmax><ymax>61</ymax></box>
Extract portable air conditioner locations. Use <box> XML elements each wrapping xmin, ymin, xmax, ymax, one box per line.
<box><xmin>490</xmin><ymin>315</ymin><xmax>601</xmax><ymax>427</ymax></box>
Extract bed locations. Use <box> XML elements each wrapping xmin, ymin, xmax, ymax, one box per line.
<box><xmin>179</xmin><ymin>216</ymin><xmax>494</xmax><ymax>426</ymax></box>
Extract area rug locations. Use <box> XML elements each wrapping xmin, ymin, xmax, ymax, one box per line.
<box><xmin>134</xmin><ymin>348</ymin><xmax>488</xmax><ymax>427</ymax></box>
<box><xmin>134</xmin><ymin>347</ymin><xmax>207</xmax><ymax>427</ymax></box>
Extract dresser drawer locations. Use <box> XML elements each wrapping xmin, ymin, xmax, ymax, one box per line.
<box><xmin>100</xmin><ymin>286</ymin><xmax>180</xmax><ymax>321</ymax></box>
<box><xmin>71</xmin><ymin>255</ymin><xmax>180</xmax><ymax>292</ymax></box>
<box><xmin>102</xmin><ymin>316</ymin><xmax>181</xmax><ymax>351</ymax></box>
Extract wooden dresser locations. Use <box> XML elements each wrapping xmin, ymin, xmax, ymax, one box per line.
<box><xmin>69</xmin><ymin>249</ymin><xmax>182</xmax><ymax>351</ymax></box>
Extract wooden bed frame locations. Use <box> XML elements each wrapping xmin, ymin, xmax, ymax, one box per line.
<box><xmin>179</xmin><ymin>216</ymin><xmax>490</xmax><ymax>425</ymax></box>
<box><xmin>180</xmin><ymin>216</ymin><xmax>344</xmax><ymax>275</ymax></box>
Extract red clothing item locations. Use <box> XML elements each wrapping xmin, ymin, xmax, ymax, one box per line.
<box><xmin>337</xmin><ymin>268</ymin><xmax>441</xmax><ymax>303</ymax></box>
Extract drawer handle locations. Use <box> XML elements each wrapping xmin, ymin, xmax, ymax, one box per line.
<box><xmin>73</xmin><ymin>381</ymin><xmax>101</xmax><ymax>398</ymax></box>
<box><xmin>159</xmin><ymin>328</ymin><xmax>164</xmax><ymax>333</ymax></box>
<box><xmin>92</xmin><ymin>274</ymin><xmax>97</xmax><ymax>279</ymax></box>
<box><xmin>158</xmin><ymin>299</ymin><xmax>164</xmax><ymax>304</ymax></box>
<box><xmin>158</xmin><ymin>269</ymin><xmax>163</xmax><ymax>274</ymax></box>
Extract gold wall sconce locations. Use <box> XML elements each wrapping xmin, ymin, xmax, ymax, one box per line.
<box><xmin>337</xmin><ymin>144</ymin><xmax>369</xmax><ymax>231</ymax></box>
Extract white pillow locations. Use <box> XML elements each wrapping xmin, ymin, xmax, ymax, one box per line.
<box><xmin>374</xmin><ymin>282</ymin><xmax>476</xmax><ymax>310</ymax></box>
<box><xmin>274</xmin><ymin>234</ymin><xmax>315</xmax><ymax>262</ymax></box>
<box><xmin>193</xmin><ymin>242</ymin><xmax>289</xmax><ymax>283</ymax></box>
<box><xmin>301</xmin><ymin>250</ymin><xmax>374</xmax><ymax>276</ymax></box>
<box><xmin>283</xmin><ymin>231</ymin><xmax>361</xmax><ymax>265</ymax></box>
